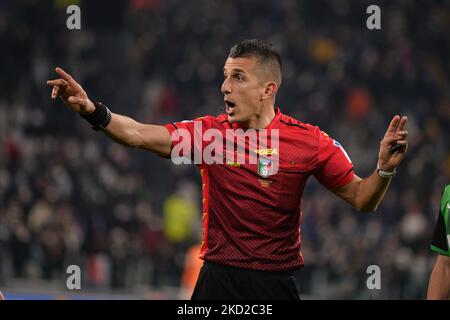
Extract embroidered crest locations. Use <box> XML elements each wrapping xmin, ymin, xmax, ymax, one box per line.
<box><xmin>258</xmin><ymin>157</ymin><xmax>272</xmax><ymax>178</ymax></box>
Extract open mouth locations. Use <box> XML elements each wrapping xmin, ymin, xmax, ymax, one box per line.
<box><xmin>224</xmin><ymin>100</ymin><xmax>236</xmax><ymax>115</ymax></box>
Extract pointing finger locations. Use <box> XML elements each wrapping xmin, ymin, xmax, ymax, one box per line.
<box><xmin>55</xmin><ymin>67</ymin><xmax>78</xmax><ymax>86</ymax></box>
<box><xmin>386</xmin><ymin>115</ymin><xmax>400</xmax><ymax>134</ymax></box>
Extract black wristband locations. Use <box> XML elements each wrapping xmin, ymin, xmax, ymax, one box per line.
<box><xmin>80</xmin><ymin>101</ymin><xmax>112</xmax><ymax>131</ymax></box>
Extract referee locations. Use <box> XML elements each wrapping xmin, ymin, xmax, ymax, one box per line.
<box><xmin>47</xmin><ymin>39</ymin><xmax>408</xmax><ymax>300</ymax></box>
<box><xmin>427</xmin><ymin>185</ymin><xmax>450</xmax><ymax>299</ymax></box>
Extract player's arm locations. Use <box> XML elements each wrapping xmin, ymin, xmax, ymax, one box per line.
<box><xmin>427</xmin><ymin>254</ymin><xmax>450</xmax><ymax>300</ymax></box>
<box><xmin>331</xmin><ymin>115</ymin><xmax>408</xmax><ymax>212</ymax></box>
<box><xmin>46</xmin><ymin>67</ymin><xmax>172</xmax><ymax>157</ymax></box>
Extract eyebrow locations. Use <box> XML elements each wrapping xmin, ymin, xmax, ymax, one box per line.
<box><xmin>223</xmin><ymin>68</ymin><xmax>246</xmax><ymax>74</ymax></box>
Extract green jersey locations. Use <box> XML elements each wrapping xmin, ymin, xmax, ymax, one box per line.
<box><xmin>431</xmin><ymin>185</ymin><xmax>450</xmax><ymax>256</ymax></box>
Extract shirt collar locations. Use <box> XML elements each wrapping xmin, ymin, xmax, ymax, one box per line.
<box><xmin>231</xmin><ymin>107</ymin><xmax>282</xmax><ymax>130</ymax></box>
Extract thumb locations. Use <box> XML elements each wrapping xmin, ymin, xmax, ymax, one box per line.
<box><xmin>68</xmin><ymin>96</ymin><xmax>84</xmax><ymax>105</ymax></box>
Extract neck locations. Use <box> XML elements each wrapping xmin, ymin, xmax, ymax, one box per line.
<box><xmin>244</xmin><ymin>105</ymin><xmax>276</xmax><ymax>129</ymax></box>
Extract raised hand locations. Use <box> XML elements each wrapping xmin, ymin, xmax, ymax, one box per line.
<box><xmin>378</xmin><ymin>115</ymin><xmax>408</xmax><ymax>172</ymax></box>
<box><xmin>46</xmin><ymin>67</ymin><xmax>95</xmax><ymax>115</ymax></box>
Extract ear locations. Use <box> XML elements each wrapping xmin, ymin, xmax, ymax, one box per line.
<box><xmin>261</xmin><ymin>82</ymin><xmax>277</xmax><ymax>100</ymax></box>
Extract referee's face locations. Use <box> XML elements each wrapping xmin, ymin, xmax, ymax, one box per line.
<box><xmin>222</xmin><ymin>57</ymin><xmax>268</xmax><ymax>126</ymax></box>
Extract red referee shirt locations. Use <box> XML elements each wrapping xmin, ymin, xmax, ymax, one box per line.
<box><xmin>164</xmin><ymin>108</ymin><xmax>354</xmax><ymax>272</ymax></box>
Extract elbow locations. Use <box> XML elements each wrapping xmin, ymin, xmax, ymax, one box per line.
<box><xmin>355</xmin><ymin>202</ymin><xmax>379</xmax><ymax>213</ymax></box>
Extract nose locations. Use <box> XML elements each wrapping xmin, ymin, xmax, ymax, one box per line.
<box><xmin>221</xmin><ymin>78</ymin><xmax>231</xmax><ymax>95</ymax></box>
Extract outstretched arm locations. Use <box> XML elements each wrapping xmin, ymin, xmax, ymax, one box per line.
<box><xmin>332</xmin><ymin>115</ymin><xmax>408</xmax><ymax>212</ymax></box>
<box><xmin>427</xmin><ymin>254</ymin><xmax>450</xmax><ymax>300</ymax></box>
<box><xmin>47</xmin><ymin>67</ymin><xmax>172</xmax><ymax>157</ymax></box>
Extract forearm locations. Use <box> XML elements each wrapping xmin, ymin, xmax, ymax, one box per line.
<box><xmin>102</xmin><ymin>112</ymin><xmax>146</xmax><ymax>148</ymax></box>
<box><xmin>101</xmin><ymin>113</ymin><xmax>172</xmax><ymax>156</ymax></box>
<box><xmin>354</xmin><ymin>170</ymin><xmax>392</xmax><ymax>212</ymax></box>
<box><xmin>427</xmin><ymin>255</ymin><xmax>450</xmax><ymax>299</ymax></box>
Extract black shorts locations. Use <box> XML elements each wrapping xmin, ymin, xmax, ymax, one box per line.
<box><xmin>191</xmin><ymin>262</ymin><xmax>301</xmax><ymax>300</ymax></box>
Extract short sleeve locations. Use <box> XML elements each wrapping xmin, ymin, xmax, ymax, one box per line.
<box><xmin>313</xmin><ymin>129</ymin><xmax>355</xmax><ymax>189</ymax></box>
<box><xmin>431</xmin><ymin>186</ymin><xmax>450</xmax><ymax>256</ymax></box>
<box><xmin>164</xmin><ymin>116</ymin><xmax>212</xmax><ymax>162</ymax></box>
<box><xmin>431</xmin><ymin>209</ymin><xmax>449</xmax><ymax>256</ymax></box>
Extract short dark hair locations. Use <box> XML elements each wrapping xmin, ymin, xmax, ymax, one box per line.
<box><xmin>228</xmin><ymin>39</ymin><xmax>282</xmax><ymax>85</ymax></box>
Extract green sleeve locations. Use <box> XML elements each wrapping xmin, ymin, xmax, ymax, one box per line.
<box><xmin>431</xmin><ymin>185</ymin><xmax>450</xmax><ymax>256</ymax></box>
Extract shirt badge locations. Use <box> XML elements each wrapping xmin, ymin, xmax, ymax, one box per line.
<box><xmin>258</xmin><ymin>157</ymin><xmax>272</xmax><ymax>178</ymax></box>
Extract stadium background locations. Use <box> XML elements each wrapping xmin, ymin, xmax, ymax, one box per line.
<box><xmin>1</xmin><ymin>0</ymin><xmax>449</xmax><ymax>299</ymax></box>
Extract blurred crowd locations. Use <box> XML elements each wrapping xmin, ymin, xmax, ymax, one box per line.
<box><xmin>1</xmin><ymin>0</ymin><xmax>449</xmax><ymax>299</ymax></box>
